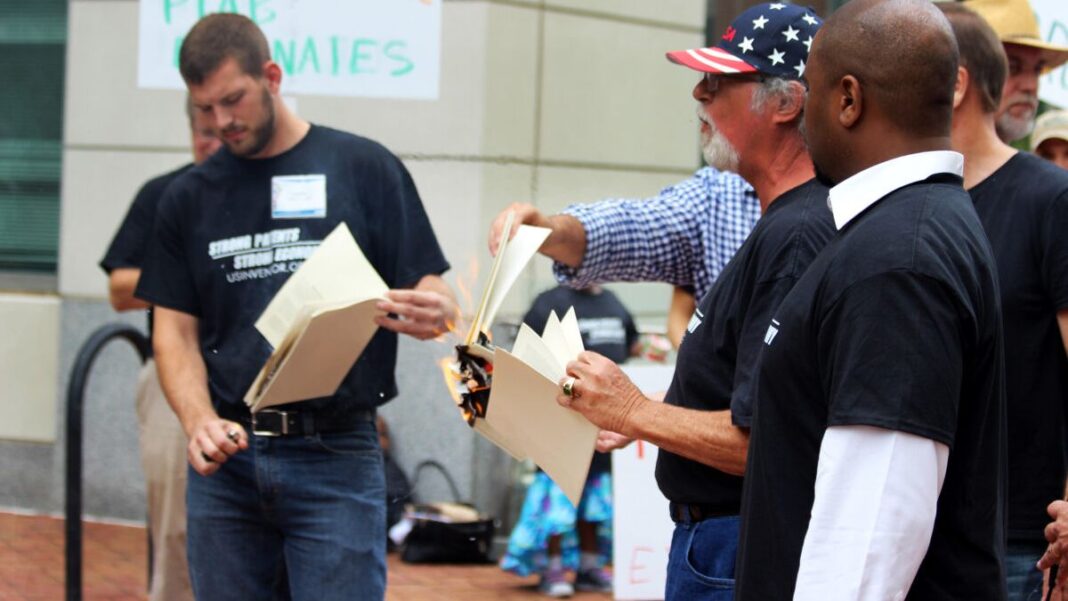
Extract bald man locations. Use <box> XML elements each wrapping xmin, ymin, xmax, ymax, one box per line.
<box><xmin>939</xmin><ymin>5</ymin><xmax>1068</xmax><ymax>600</ymax></box>
<box><xmin>735</xmin><ymin>1</ymin><xmax>1006</xmax><ymax>599</ymax></box>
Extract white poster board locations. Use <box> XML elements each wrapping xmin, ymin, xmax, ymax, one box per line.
<box><xmin>613</xmin><ymin>365</ymin><xmax>676</xmax><ymax>601</ymax></box>
<box><xmin>1034</xmin><ymin>0</ymin><xmax>1068</xmax><ymax>108</ymax></box>
<box><xmin>138</xmin><ymin>0</ymin><xmax>442</xmax><ymax>99</ymax></box>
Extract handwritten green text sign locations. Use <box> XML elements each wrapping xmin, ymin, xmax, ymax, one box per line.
<box><xmin>138</xmin><ymin>0</ymin><xmax>441</xmax><ymax>99</ymax></box>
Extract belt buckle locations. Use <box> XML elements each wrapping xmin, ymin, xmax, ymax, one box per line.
<box><xmin>251</xmin><ymin>409</ymin><xmax>289</xmax><ymax>437</ymax></box>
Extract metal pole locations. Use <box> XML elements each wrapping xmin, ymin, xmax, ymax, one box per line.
<box><xmin>65</xmin><ymin>323</ymin><xmax>150</xmax><ymax>601</ymax></box>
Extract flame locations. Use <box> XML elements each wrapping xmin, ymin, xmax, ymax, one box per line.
<box><xmin>435</xmin><ymin>254</ymin><xmax>496</xmax><ymax>420</ymax></box>
<box><xmin>438</xmin><ymin>356</ymin><xmax>464</xmax><ymax>406</ymax></box>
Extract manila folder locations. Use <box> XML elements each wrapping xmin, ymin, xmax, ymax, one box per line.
<box><xmin>245</xmin><ymin>298</ymin><xmax>383</xmax><ymax>412</ymax></box>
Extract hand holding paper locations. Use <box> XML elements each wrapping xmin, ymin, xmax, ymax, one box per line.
<box><xmin>375</xmin><ymin>287</ymin><xmax>457</xmax><ymax>341</ymax></box>
<box><xmin>484</xmin><ymin>309</ymin><xmax>598</xmax><ymax>505</ymax></box>
<box><xmin>556</xmin><ymin>351</ymin><xmax>650</xmax><ymax>438</ymax></box>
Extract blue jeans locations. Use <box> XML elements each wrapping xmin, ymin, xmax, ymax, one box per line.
<box><xmin>1006</xmin><ymin>540</ymin><xmax>1046</xmax><ymax>601</ymax></box>
<box><xmin>665</xmin><ymin>515</ymin><xmax>739</xmax><ymax>601</ymax></box>
<box><xmin>187</xmin><ymin>419</ymin><xmax>386</xmax><ymax>601</ymax></box>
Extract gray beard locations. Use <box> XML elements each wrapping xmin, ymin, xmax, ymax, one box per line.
<box><xmin>701</xmin><ymin>128</ymin><xmax>740</xmax><ymax>172</ymax></box>
<box><xmin>995</xmin><ymin>111</ymin><xmax>1034</xmax><ymax>144</ymax></box>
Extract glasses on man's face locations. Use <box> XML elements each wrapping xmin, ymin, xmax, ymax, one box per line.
<box><xmin>703</xmin><ymin>72</ymin><xmax>767</xmax><ymax>92</ymax></box>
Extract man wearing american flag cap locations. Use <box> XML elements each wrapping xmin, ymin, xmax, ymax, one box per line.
<box><xmin>490</xmin><ymin>3</ymin><xmax>836</xmax><ymax>599</ymax></box>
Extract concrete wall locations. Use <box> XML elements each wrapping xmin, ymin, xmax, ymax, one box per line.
<box><xmin>1</xmin><ymin>0</ymin><xmax>705</xmax><ymax>527</ymax></box>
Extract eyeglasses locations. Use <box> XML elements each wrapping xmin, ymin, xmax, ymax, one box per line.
<box><xmin>703</xmin><ymin>72</ymin><xmax>767</xmax><ymax>92</ymax></box>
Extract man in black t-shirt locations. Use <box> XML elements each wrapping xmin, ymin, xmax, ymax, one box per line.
<box><xmin>551</xmin><ymin>5</ymin><xmax>833</xmax><ymax>599</ymax></box>
<box><xmin>734</xmin><ymin>2</ymin><xmax>1006</xmax><ymax>599</ymax></box>
<box><xmin>99</xmin><ymin>99</ymin><xmax>220</xmax><ymax>601</ymax></box>
<box><xmin>940</xmin><ymin>6</ymin><xmax>1068</xmax><ymax>600</ymax></box>
<box><xmin>134</xmin><ymin>14</ymin><xmax>455</xmax><ymax>601</ymax></box>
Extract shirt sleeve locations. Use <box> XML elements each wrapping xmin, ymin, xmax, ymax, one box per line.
<box><xmin>731</xmin><ymin>276</ymin><xmax>798</xmax><ymax>427</ymax></box>
<box><xmin>133</xmin><ymin>187</ymin><xmax>201</xmax><ymax>316</ymax></box>
<box><xmin>99</xmin><ymin>178</ymin><xmax>164</xmax><ymax>273</ymax></box>
<box><xmin>521</xmin><ymin>294</ymin><xmax>550</xmax><ymax>332</ymax></box>
<box><xmin>1040</xmin><ymin>187</ymin><xmax>1068</xmax><ymax>309</ymax></box>
<box><xmin>818</xmin><ymin>271</ymin><xmax>964</xmax><ymax>446</ymax></box>
<box><xmin>369</xmin><ymin>153</ymin><xmax>450</xmax><ymax>289</ymax></box>
<box><xmin>551</xmin><ymin>171</ymin><xmax>726</xmax><ymax>290</ymax></box>
<box><xmin>793</xmin><ymin>425</ymin><xmax>948</xmax><ymax>600</ymax></box>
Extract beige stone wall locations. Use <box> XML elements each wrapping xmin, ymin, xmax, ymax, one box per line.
<box><xmin>0</xmin><ymin>0</ymin><xmax>706</xmax><ymax>516</ymax></box>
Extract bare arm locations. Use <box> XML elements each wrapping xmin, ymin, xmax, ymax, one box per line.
<box><xmin>154</xmin><ymin>306</ymin><xmax>246</xmax><ymax>475</ymax></box>
<box><xmin>107</xmin><ymin>268</ymin><xmax>150</xmax><ymax>311</ymax></box>
<box><xmin>561</xmin><ymin>351</ymin><xmax>749</xmax><ymax>475</ymax></box>
<box><xmin>488</xmin><ymin>203</ymin><xmax>587</xmax><ymax>267</ymax></box>
<box><xmin>666</xmin><ymin>287</ymin><xmax>696</xmax><ymax>349</ymax></box>
<box><xmin>627</xmin><ymin>401</ymin><xmax>749</xmax><ymax>476</ymax></box>
<box><xmin>1058</xmin><ymin>309</ymin><xmax>1068</xmax><ymax>357</ymax></box>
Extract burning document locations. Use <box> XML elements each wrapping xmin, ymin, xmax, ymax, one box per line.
<box><xmin>448</xmin><ymin>218</ymin><xmax>597</xmax><ymax>506</ymax></box>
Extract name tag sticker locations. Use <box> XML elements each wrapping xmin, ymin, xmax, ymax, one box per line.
<box><xmin>271</xmin><ymin>174</ymin><xmax>327</xmax><ymax>219</ymax></box>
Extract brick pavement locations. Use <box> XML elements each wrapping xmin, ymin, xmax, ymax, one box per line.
<box><xmin>0</xmin><ymin>512</ymin><xmax>613</xmax><ymax>600</ymax></box>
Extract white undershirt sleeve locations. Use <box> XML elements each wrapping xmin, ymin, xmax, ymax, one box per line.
<box><xmin>793</xmin><ymin>425</ymin><xmax>950</xmax><ymax>601</ymax></box>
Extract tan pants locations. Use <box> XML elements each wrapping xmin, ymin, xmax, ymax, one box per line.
<box><xmin>136</xmin><ymin>360</ymin><xmax>194</xmax><ymax>601</ymax></box>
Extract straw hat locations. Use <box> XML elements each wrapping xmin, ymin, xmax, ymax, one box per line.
<box><xmin>963</xmin><ymin>0</ymin><xmax>1068</xmax><ymax>70</ymax></box>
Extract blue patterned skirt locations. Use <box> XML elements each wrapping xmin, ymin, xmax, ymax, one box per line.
<box><xmin>499</xmin><ymin>470</ymin><xmax>613</xmax><ymax>577</ymax></box>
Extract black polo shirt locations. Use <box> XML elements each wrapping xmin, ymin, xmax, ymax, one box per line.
<box><xmin>736</xmin><ymin>173</ymin><xmax>1006</xmax><ymax>600</ymax></box>
<box><xmin>655</xmin><ymin>179</ymin><xmax>834</xmax><ymax>511</ymax></box>
<box><xmin>970</xmin><ymin>152</ymin><xmax>1068</xmax><ymax>542</ymax></box>
<box><xmin>135</xmin><ymin>125</ymin><xmax>450</xmax><ymax>417</ymax></box>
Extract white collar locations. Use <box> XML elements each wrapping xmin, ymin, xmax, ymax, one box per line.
<box><xmin>827</xmin><ymin>150</ymin><xmax>964</xmax><ymax>230</ymax></box>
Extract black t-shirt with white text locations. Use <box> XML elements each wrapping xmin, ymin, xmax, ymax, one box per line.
<box><xmin>736</xmin><ymin>175</ymin><xmax>1006</xmax><ymax>600</ymax></box>
<box><xmin>523</xmin><ymin>285</ymin><xmax>641</xmax><ymax>474</ymax></box>
<box><xmin>135</xmin><ymin>125</ymin><xmax>450</xmax><ymax>417</ymax></box>
<box><xmin>522</xmin><ymin>286</ymin><xmax>639</xmax><ymax>365</ymax></box>
<box><xmin>971</xmin><ymin>152</ymin><xmax>1068</xmax><ymax>541</ymax></box>
<box><xmin>100</xmin><ymin>163</ymin><xmax>193</xmax><ymax>335</ymax></box>
<box><xmin>656</xmin><ymin>179</ymin><xmax>834</xmax><ymax>510</ymax></box>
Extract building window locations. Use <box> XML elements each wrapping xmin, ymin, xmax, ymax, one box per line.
<box><xmin>0</xmin><ymin>0</ymin><xmax>66</xmax><ymax>273</ymax></box>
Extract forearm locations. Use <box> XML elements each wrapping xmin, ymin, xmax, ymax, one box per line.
<box><xmin>153</xmin><ymin>321</ymin><xmax>215</xmax><ymax>437</ymax></box>
<box><xmin>540</xmin><ymin>214</ymin><xmax>587</xmax><ymax>268</ymax></box>
<box><xmin>553</xmin><ymin>199</ymin><xmax>701</xmax><ymax>289</ymax></box>
<box><xmin>626</xmin><ymin>401</ymin><xmax>748</xmax><ymax>476</ymax></box>
<box><xmin>1057</xmin><ymin>309</ymin><xmax>1068</xmax><ymax>358</ymax></box>
<box><xmin>108</xmin><ymin>268</ymin><xmax>150</xmax><ymax>311</ymax></box>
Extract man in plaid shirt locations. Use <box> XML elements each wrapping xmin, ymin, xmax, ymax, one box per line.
<box><xmin>489</xmin><ymin>168</ymin><xmax>758</xmax><ymax>302</ymax></box>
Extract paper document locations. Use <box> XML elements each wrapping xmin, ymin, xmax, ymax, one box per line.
<box><xmin>463</xmin><ymin>219</ymin><xmax>551</xmax><ymax>347</ymax></box>
<box><xmin>245</xmin><ymin>223</ymin><xmax>388</xmax><ymax>412</ymax></box>
<box><xmin>483</xmin><ymin>309</ymin><xmax>598</xmax><ymax>506</ymax></box>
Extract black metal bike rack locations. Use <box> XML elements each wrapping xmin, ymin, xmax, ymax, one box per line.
<box><xmin>65</xmin><ymin>323</ymin><xmax>151</xmax><ymax>601</ymax></box>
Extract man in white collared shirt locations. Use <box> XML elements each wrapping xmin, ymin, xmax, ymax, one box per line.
<box><xmin>734</xmin><ymin>1</ymin><xmax>1007</xmax><ymax>599</ymax></box>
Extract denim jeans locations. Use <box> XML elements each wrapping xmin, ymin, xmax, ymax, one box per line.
<box><xmin>1006</xmin><ymin>540</ymin><xmax>1046</xmax><ymax>601</ymax></box>
<box><xmin>187</xmin><ymin>418</ymin><xmax>386</xmax><ymax>601</ymax></box>
<box><xmin>665</xmin><ymin>515</ymin><xmax>739</xmax><ymax>601</ymax></box>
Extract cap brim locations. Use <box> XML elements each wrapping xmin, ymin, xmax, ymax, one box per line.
<box><xmin>1032</xmin><ymin>128</ymin><xmax>1068</xmax><ymax>151</ymax></box>
<box><xmin>666</xmin><ymin>47</ymin><xmax>759</xmax><ymax>74</ymax></box>
<box><xmin>1003</xmin><ymin>39</ymin><xmax>1068</xmax><ymax>71</ymax></box>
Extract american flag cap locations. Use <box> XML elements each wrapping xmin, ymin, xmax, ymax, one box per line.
<box><xmin>666</xmin><ymin>3</ymin><xmax>823</xmax><ymax>80</ymax></box>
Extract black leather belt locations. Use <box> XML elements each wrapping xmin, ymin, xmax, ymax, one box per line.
<box><xmin>668</xmin><ymin>502</ymin><xmax>737</xmax><ymax>524</ymax></box>
<box><xmin>220</xmin><ymin>407</ymin><xmax>375</xmax><ymax>437</ymax></box>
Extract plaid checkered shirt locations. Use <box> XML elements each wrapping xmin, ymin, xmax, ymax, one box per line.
<box><xmin>553</xmin><ymin>167</ymin><xmax>760</xmax><ymax>300</ymax></box>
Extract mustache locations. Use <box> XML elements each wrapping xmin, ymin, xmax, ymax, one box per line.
<box><xmin>1004</xmin><ymin>92</ymin><xmax>1038</xmax><ymax>108</ymax></box>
